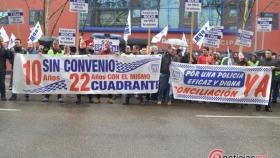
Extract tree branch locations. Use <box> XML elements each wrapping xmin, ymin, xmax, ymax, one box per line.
<box><xmin>50</xmin><ymin>0</ymin><xmax>68</xmax><ymax>36</ymax></box>
<box><xmin>48</xmin><ymin>2</ymin><xmax>67</xmax><ymax>20</ymax></box>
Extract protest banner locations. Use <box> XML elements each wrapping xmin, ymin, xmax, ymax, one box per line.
<box><xmin>235</xmin><ymin>29</ymin><xmax>254</xmax><ymax>47</ymax></box>
<box><xmin>185</xmin><ymin>0</ymin><xmax>202</xmax><ymax>12</ymax></box>
<box><xmin>141</xmin><ymin>10</ymin><xmax>158</xmax><ymax>54</ymax></box>
<box><xmin>141</xmin><ymin>10</ymin><xmax>158</xmax><ymax>28</ymax></box>
<box><xmin>59</xmin><ymin>28</ymin><xmax>76</xmax><ymax>46</ymax></box>
<box><xmin>170</xmin><ymin>62</ymin><xmax>272</xmax><ymax>105</ymax></box>
<box><xmin>186</xmin><ymin>0</ymin><xmax>202</xmax><ymax>63</ymax></box>
<box><xmin>7</xmin><ymin>9</ymin><xmax>24</xmax><ymax>24</ymax></box>
<box><xmin>94</xmin><ymin>38</ymin><xmax>120</xmax><ymax>53</ymax></box>
<box><xmin>69</xmin><ymin>0</ymin><xmax>89</xmax><ymax>13</ymax></box>
<box><xmin>12</xmin><ymin>54</ymin><xmax>161</xmax><ymax>94</ymax></box>
<box><xmin>203</xmin><ymin>30</ymin><xmax>222</xmax><ymax>48</ymax></box>
<box><xmin>257</xmin><ymin>17</ymin><xmax>272</xmax><ymax>32</ymax></box>
<box><xmin>257</xmin><ymin>17</ymin><xmax>272</xmax><ymax>49</ymax></box>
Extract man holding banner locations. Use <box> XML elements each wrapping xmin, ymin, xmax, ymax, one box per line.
<box><xmin>42</xmin><ymin>39</ymin><xmax>64</xmax><ymax>103</ymax></box>
<box><xmin>259</xmin><ymin>50</ymin><xmax>280</xmax><ymax>112</ymax></box>
<box><xmin>0</xmin><ymin>37</ymin><xmax>10</xmax><ymax>101</ymax></box>
<box><xmin>95</xmin><ymin>41</ymin><xmax>114</xmax><ymax>104</ymax></box>
<box><xmin>157</xmin><ymin>45</ymin><xmax>179</xmax><ymax>105</ymax></box>
<box><xmin>75</xmin><ymin>40</ymin><xmax>94</xmax><ymax>104</ymax></box>
<box><xmin>9</xmin><ymin>38</ymin><xmax>28</xmax><ymax>101</ymax></box>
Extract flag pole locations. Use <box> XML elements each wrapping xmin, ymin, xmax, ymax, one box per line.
<box><xmin>261</xmin><ymin>32</ymin><xmax>265</xmax><ymax>49</ymax></box>
<box><xmin>254</xmin><ymin>0</ymin><xmax>259</xmax><ymax>51</ymax></box>
<box><xmin>147</xmin><ymin>28</ymin><xmax>151</xmax><ymax>54</ymax></box>
<box><xmin>76</xmin><ymin>12</ymin><xmax>80</xmax><ymax>54</ymax></box>
<box><xmin>189</xmin><ymin>12</ymin><xmax>194</xmax><ymax>64</ymax></box>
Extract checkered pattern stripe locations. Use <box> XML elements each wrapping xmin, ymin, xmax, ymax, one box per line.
<box><xmin>116</xmin><ymin>58</ymin><xmax>160</xmax><ymax>73</ymax></box>
<box><xmin>171</xmin><ymin>62</ymin><xmax>271</xmax><ymax>72</ymax></box>
<box><xmin>23</xmin><ymin>80</ymin><xmax>67</xmax><ymax>94</ymax></box>
<box><xmin>176</xmin><ymin>94</ymin><xmax>268</xmax><ymax>104</ymax></box>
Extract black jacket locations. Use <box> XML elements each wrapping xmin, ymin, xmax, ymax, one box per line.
<box><xmin>260</xmin><ymin>58</ymin><xmax>280</xmax><ymax>78</ymax></box>
<box><xmin>79</xmin><ymin>48</ymin><xmax>93</xmax><ymax>55</ymax></box>
<box><xmin>10</xmin><ymin>47</ymin><xmax>27</xmax><ymax>65</ymax></box>
<box><xmin>160</xmin><ymin>53</ymin><xmax>179</xmax><ymax>75</ymax></box>
<box><xmin>0</xmin><ymin>47</ymin><xmax>10</xmax><ymax>70</ymax></box>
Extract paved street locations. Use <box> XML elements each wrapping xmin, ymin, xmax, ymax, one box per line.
<box><xmin>1</xmin><ymin>85</ymin><xmax>280</xmax><ymax>158</ymax></box>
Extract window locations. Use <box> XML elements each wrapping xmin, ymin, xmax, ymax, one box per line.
<box><xmin>0</xmin><ymin>11</ymin><xmax>8</xmax><ymax>25</ymax></box>
<box><xmin>81</xmin><ymin>0</ymin><xmax>253</xmax><ymax>31</ymax></box>
<box><xmin>95</xmin><ymin>10</ymin><xmax>127</xmax><ymax>26</ymax></box>
<box><xmin>197</xmin><ymin>0</ymin><xmax>222</xmax><ymax>28</ymax></box>
<box><xmin>142</xmin><ymin>0</ymin><xmax>159</xmax><ymax>9</ymax></box>
<box><xmin>29</xmin><ymin>10</ymin><xmax>43</xmax><ymax>25</ymax></box>
<box><xmin>96</xmin><ymin>0</ymin><xmax>129</xmax><ymax>8</ymax></box>
<box><xmin>132</xmin><ymin>9</ymin><xmax>141</xmax><ymax>27</ymax></box>
<box><xmin>159</xmin><ymin>0</ymin><xmax>180</xmax><ymax>28</ymax></box>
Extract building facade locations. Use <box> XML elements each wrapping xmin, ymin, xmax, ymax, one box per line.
<box><xmin>0</xmin><ymin>0</ymin><xmax>279</xmax><ymax>53</ymax></box>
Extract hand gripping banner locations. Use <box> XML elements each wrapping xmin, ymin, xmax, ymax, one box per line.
<box><xmin>170</xmin><ymin>62</ymin><xmax>272</xmax><ymax>105</ymax></box>
<box><xmin>13</xmin><ymin>54</ymin><xmax>162</xmax><ymax>94</ymax></box>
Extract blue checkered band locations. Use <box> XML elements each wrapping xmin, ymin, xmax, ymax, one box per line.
<box><xmin>116</xmin><ymin>58</ymin><xmax>160</xmax><ymax>73</ymax></box>
<box><xmin>177</xmin><ymin>94</ymin><xmax>269</xmax><ymax>105</ymax></box>
<box><xmin>171</xmin><ymin>62</ymin><xmax>272</xmax><ymax>72</ymax></box>
<box><xmin>23</xmin><ymin>80</ymin><xmax>67</xmax><ymax>94</ymax></box>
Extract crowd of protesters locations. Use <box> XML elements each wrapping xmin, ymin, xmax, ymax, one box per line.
<box><xmin>0</xmin><ymin>36</ymin><xmax>279</xmax><ymax>112</ymax></box>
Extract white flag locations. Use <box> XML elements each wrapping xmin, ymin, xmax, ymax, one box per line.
<box><xmin>28</xmin><ymin>22</ymin><xmax>43</xmax><ymax>43</ymax></box>
<box><xmin>124</xmin><ymin>10</ymin><xmax>131</xmax><ymax>42</ymax></box>
<box><xmin>8</xmin><ymin>33</ymin><xmax>16</xmax><ymax>49</ymax></box>
<box><xmin>0</xmin><ymin>27</ymin><xmax>9</xmax><ymax>42</ymax></box>
<box><xmin>181</xmin><ymin>33</ymin><xmax>188</xmax><ymax>56</ymax></box>
<box><xmin>227</xmin><ymin>46</ymin><xmax>232</xmax><ymax>66</ymax></box>
<box><xmin>192</xmin><ymin>21</ymin><xmax>212</xmax><ymax>48</ymax></box>
<box><xmin>151</xmin><ymin>26</ymin><xmax>168</xmax><ymax>43</ymax></box>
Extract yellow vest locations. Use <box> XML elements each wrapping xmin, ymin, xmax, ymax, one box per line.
<box><xmin>47</xmin><ymin>49</ymin><xmax>64</xmax><ymax>56</ymax></box>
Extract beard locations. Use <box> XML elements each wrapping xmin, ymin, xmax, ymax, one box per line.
<box><xmin>14</xmin><ymin>46</ymin><xmax>22</xmax><ymax>52</ymax></box>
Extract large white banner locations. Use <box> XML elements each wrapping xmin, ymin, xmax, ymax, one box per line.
<box><xmin>170</xmin><ymin>62</ymin><xmax>272</xmax><ymax>105</ymax></box>
<box><xmin>13</xmin><ymin>54</ymin><xmax>161</xmax><ymax>94</ymax></box>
